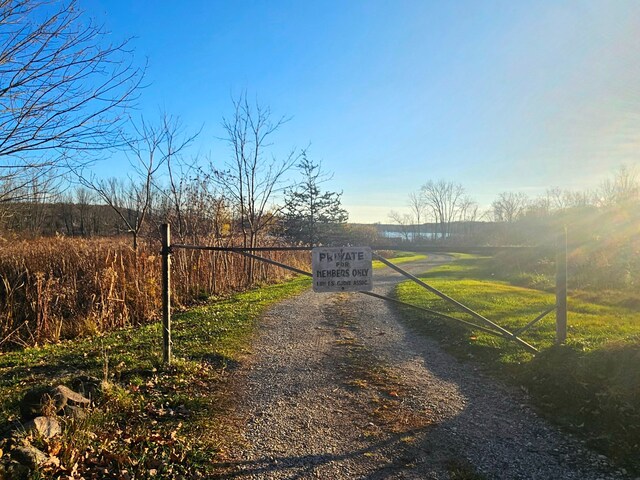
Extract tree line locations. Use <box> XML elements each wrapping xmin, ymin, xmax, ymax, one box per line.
<box><xmin>388</xmin><ymin>169</ymin><xmax>639</xmax><ymax>293</ymax></box>
<box><xmin>0</xmin><ymin>0</ymin><xmax>358</xmax><ymax>262</ymax></box>
<box><xmin>0</xmin><ymin>0</ymin><xmax>363</xmax><ymax>346</ymax></box>
<box><xmin>3</xmin><ymin>0</ymin><xmax>638</xmax><ymax>294</ymax></box>
<box><xmin>389</xmin><ymin>166</ymin><xmax>639</xmax><ymax>246</ymax></box>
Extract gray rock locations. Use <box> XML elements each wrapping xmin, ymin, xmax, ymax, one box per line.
<box><xmin>12</xmin><ymin>445</ymin><xmax>48</xmax><ymax>468</ymax></box>
<box><xmin>20</xmin><ymin>384</ymin><xmax>91</xmax><ymax>421</ymax></box>
<box><xmin>63</xmin><ymin>405</ymin><xmax>88</xmax><ymax>421</ymax></box>
<box><xmin>3</xmin><ymin>462</ymin><xmax>30</xmax><ymax>480</ymax></box>
<box><xmin>19</xmin><ymin>386</ymin><xmax>66</xmax><ymax>420</ymax></box>
<box><xmin>23</xmin><ymin>416</ymin><xmax>61</xmax><ymax>439</ymax></box>
<box><xmin>52</xmin><ymin>385</ymin><xmax>91</xmax><ymax>407</ymax></box>
<box><xmin>70</xmin><ymin>375</ymin><xmax>102</xmax><ymax>401</ymax></box>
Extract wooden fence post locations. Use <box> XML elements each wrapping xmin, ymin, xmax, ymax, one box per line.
<box><xmin>555</xmin><ymin>227</ymin><xmax>567</xmax><ymax>344</ymax></box>
<box><xmin>161</xmin><ymin>223</ymin><xmax>172</xmax><ymax>364</ymax></box>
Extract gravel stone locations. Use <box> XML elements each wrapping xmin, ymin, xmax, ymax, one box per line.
<box><xmin>215</xmin><ymin>255</ymin><xmax>629</xmax><ymax>479</ymax></box>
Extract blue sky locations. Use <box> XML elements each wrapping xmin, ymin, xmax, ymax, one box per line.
<box><xmin>84</xmin><ymin>0</ymin><xmax>640</xmax><ymax>223</ymax></box>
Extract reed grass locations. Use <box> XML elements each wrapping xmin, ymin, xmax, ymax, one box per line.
<box><xmin>0</xmin><ymin>236</ymin><xmax>307</xmax><ymax>349</ymax></box>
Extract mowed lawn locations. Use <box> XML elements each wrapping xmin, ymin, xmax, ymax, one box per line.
<box><xmin>396</xmin><ymin>255</ymin><xmax>640</xmax><ymax>362</ymax></box>
<box><xmin>395</xmin><ymin>254</ymin><xmax>640</xmax><ymax>473</ymax></box>
<box><xmin>372</xmin><ymin>252</ymin><xmax>427</xmax><ymax>269</ymax></box>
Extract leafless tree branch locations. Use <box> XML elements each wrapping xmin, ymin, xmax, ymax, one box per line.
<box><xmin>0</xmin><ymin>0</ymin><xmax>142</xmax><ymax>201</ymax></box>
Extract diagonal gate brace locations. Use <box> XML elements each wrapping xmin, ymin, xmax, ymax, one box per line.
<box><xmin>359</xmin><ymin>290</ymin><xmax>508</xmax><ymax>339</ymax></box>
<box><xmin>223</xmin><ymin>250</ymin><xmax>538</xmax><ymax>354</ymax></box>
<box><xmin>513</xmin><ymin>306</ymin><xmax>556</xmax><ymax>337</ymax></box>
<box><xmin>371</xmin><ymin>253</ymin><xmax>539</xmax><ymax>354</ymax></box>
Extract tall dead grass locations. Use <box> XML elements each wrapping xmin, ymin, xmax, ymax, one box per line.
<box><xmin>0</xmin><ymin>236</ymin><xmax>307</xmax><ymax>349</ymax></box>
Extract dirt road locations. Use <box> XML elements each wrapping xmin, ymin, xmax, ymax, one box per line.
<box><xmin>212</xmin><ymin>256</ymin><xmax>627</xmax><ymax>479</ymax></box>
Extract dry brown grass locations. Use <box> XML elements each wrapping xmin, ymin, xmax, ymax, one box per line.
<box><xmin>0</xmin><ymin>236</ymin><xmax>307</xmax><ymax>349</ymax></box>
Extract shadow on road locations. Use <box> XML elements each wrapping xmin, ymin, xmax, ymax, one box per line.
<box><xmin>210</xmin><ymin>426</ymin><xmax>442</xmax><ymax>479</ymax></box>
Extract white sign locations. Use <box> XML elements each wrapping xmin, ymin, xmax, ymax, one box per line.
<box><xmin>312</xmin><ymin>247</ymin><xmax>373</xmax><ymax>292</ymax></box>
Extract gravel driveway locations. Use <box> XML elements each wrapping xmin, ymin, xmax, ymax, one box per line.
<box><xmin>212</xmin><ymin>255</ymin><xmax>629</xmax><ymax>479</ymax></box>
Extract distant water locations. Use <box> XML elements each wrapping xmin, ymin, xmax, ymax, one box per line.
<box><xmin>380</xmin><ymin>231</ymin><xmax>438</xmax><ymax>239</ymax></box>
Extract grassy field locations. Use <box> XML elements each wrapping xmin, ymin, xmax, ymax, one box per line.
<box><xmin>395</xmin><ymin>254</ymin><xmax>640</xmax><ymax>473</ymax></box>
<box><xmin>0</xmin><ymin>276</ymin><xmax>311</xmax><ymax>479</ymax></box>
<box><xmin>373</xmin><ymin>252</ymin><xmax>427</xmax><ymax>269</ymax></box>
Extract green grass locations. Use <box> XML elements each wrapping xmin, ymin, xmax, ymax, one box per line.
<box><xmin>397</xmin><ymin>255</ymin><xmax>640</xmax><ymax>360</ymax></box>
<box><xmin>373</xmin><ymin>252</ymin><xmax>427</xmax><ymax>269</ymax></box>
<box><xmin>0</xmin><ymin>275</ymin><xmax>311</xmax><ymax>479</ymax></box>
<box><xmin>395</xmin><ymin>255</ymin><xmax>640</xmax><ymax>473</ymax></box>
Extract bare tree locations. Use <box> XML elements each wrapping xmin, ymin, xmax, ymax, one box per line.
<box><xmin>0</xmin><ymin>0</ymin><xmax>141</xmax><ymax>202</ymax></box>
<box><xmin>420</xmin><ymin>180</ymin><xmax>466</xmax><ymax>240</ymax></box>
<box><xmin>596</xmin><ymin>165</ymin><xmax>639</xmax><ymax>207</ymax></box>
<box><xmin>78</xmin><ymin>115</ymin><xmax>193</xmax><ymax>250</ymax></box>
<box><xmin>213</xmin><ymin>94</ymin><xmax>298</xmax><ymax>282</ymax></box>
<box><xmin>408</xmin><ymin>191</ymin><xmax>427</xmax><ymax>241</ymax></box>
<box><xmin>539</xmin><ymin>187</ymin><xmax>590</xmax><ymax>212</ymax></box>
<box><xmin>546</xmin><ymin>187</ymin><xmax>570</xmax><ymax>211</ymax></box>
<box><xmin>74</xmin><ymin>187</ymin><xmax>95</xmax><ymax>236</ymax></box>
<box><xmin>491</xmin><ymin>192</ymin><xmax>529</xmax><ymax>223</ymax></box>
<box><xmin>388</xmin><ymin>210</ymin><xmax>414</xmax><ymax>242</ymax></box>
<box><xmin>57</xmin><ymin>190</ymin><xmax>75</xmax><ymax>235</ymax></box>
<box><xmin>455</xmin><ymin>194</ymin><xmax>479</xmax><ymax>240</ymax></box>
<box><xmin>157</xmin><ymin>160</ymin><xmax>229</xmax><ymax>245</ymax></box>
<box><xmin>25</xmin><ymin>173</ymin><xmax>59</xmax><ymax>235</ymax></box>
<box><xmin>459</xmin><ymin>195</ymin><xmax>479</xmax><ymax>222</ymax></box>
<box><xmin>160</xmin><ymin>116</ymin><xmax>203</xmax><ymax>242</ymax></box>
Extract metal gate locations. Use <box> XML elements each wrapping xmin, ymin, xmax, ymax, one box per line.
<box><xmin>160</xmin><ymin>224</ymin><xmax>568</xmax><ymax>364</ymax></box>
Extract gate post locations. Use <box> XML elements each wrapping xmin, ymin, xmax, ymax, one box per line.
<box><xmin>161</xmin><ymin>223</ymin><xmax>172</xmax><ymax>364</ymax></box>
<box><xmin>555</xmin><ymin>227</ymin><xmax>567</xmax><ymax>344</ymax></box>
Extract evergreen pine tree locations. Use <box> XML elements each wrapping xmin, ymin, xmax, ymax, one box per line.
<box><xmin>282</xmin><ymin>154</ymin><xmax>348</xmax><ymax>246</ymax></box>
